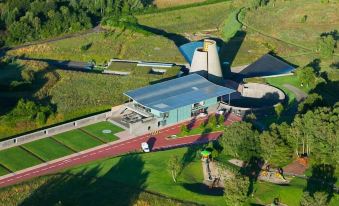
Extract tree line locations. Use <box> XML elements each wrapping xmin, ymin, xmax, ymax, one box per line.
<box><xmin>0</xmin><ymin>0</ymin><xmax>153</xmax><ymax>46</ymax></box>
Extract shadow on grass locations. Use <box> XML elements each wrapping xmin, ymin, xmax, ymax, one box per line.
<box><xmin>304</xmin><ymin>164</ymin><xmax>337</xmax><ymax>203</ymax></box>
<box><xmin>240</xmin><ymin>156</ymin><xmax>264</xmax><ymax>196</ymax></box>
<box><xmin>182</xmin><ymin>183</ymin><xmax>224</xmax><ymax>196</ymax></box>
<box><xmin>19</xmin><ymin>154</ymin><xmax>149</xmax><ymax>206</ymax></box>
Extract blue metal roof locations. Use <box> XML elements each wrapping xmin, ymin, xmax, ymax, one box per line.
<box><xmin>124</xmin><ymin>74</ymin><xmax>235</xmax><ymax>112</ymax></box>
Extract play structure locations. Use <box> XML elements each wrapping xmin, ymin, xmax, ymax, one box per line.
<box><xmin>258</xmin><ymin>165</ymin><xmax>289</xmax><ymax>185</ymax></box>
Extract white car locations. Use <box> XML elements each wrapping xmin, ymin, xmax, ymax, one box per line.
<box><xmin>141</xmin><ymin>142</ymin><xmax>150</xmax><ymax>152</ymax></box>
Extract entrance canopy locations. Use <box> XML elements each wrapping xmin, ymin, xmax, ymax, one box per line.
<box><xmin>124</xmin><ymin>74</ymin><xmax>235</xmax><ymax>113</ymax></box>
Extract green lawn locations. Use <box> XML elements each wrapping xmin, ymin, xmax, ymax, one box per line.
<box><xmin>0</xmin><ymin>147</ymin><xmax>43</xmax><ymax>172</ymax></box>
<box><xmin>52</xmin><ymin>129</ymin><xmax>102</xmax><ymax>152</ymax></box>
<box><xmin>81</xmin><ymin>121</ymin><xmax>124</xmax><ymax>142</ymax></box>
<box><xmin>250</xmin><ymin>177</ymin><xmax>306</xmax><ymax>206</ymax></box>
<box><xmin>0</xmin><ymin>166</ymin><xmax>9</xmax><ymax>176</ymax></box>
<box><xmin>22</xmin><ymin>138</ymin><xmax>74</xmax><ymax>161</ymax></box>
<box><xmin>0</xmin><ymin>146</ymin><xmax>338</xmax><ymax>206</ymax></box>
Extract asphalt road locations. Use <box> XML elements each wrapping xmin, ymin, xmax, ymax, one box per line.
<box><xmin>0</xmin><ymin>114</ymin><xmax>241</xmax><ymax>188</ymax></box>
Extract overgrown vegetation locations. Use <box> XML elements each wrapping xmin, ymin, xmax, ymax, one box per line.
<box><xmin>0</xmin><ymin>0</ymin><xmax>153</xmax><ymax>46</ymax></box>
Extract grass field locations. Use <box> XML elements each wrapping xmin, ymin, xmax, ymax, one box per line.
<box><xmin>0</xmin><ymin>147</ymin><xmax>42</xmax><ymax>172</ymax></box>
<box><xmin>22</xmin><ymin>138</ymin><xmax>74</xmax><ymax>161</ymax></box>
<box><xmin>52</xmin><ymin>129</ymin><xmax>102</xmax><ymax>152</ymax></box>
<box><xmin>81</xmin><ymin>121</ymin><xmax>124</xmax><ymax>142</ymax></box>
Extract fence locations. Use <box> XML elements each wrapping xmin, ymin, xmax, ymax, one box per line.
<box><xmin>0</xmin><ymin>111</ymin><xmax>113</xmax><ymax>151</ymax></box>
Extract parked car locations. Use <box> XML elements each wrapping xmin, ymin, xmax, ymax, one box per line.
<box><xmin>141</xmin><ymin>142</ymin><xmax>150</xmax><ymax>152</ymax></box>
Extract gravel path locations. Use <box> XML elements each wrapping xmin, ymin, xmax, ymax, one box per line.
<box><xmin>283</xmin><ymin>84</ymin><xmax>308</xmax><ymax>102</ymax></box>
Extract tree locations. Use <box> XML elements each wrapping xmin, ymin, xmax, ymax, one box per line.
<box><xmin>21</xmin><ymin>69</ymin><xmax>35</xmax><ymax>82</ymax></box>
<box><xmin>167</xmin><ymin>155</ymin><xmax>181</xmax><ymax>183</ymax></box>
<box><xmin>274</xmin><ymin>103</ymin><xmax>284</xmax><ymax>117</ymax></box>
<box><xmin>296</xmin><ymin>66</ymin><xmax>317</xmax><ymax>88</ymax></box>
<box><xmin>218</xmin><ymin>114</ymin><xmax>225</xmax><ymax>125</ymax></box>
<box><xmin>180</xmin><ymin>124</ymin><xmax>189</xmax><ymax>135</ymax></box>
<box><xmin>224</xmin><ymin>175</ymin><xmax>250</xmax><ymax>206</ymax></box>
<box><xmin>260</xmin><ymin>123</ymin><xmax>293</xmax><ymax>166</ymax></box>
<box><xmin>218</xmin><ymin>122</ymin><xmax>260</xmax><ymax>159</ymax></box>
<box><xmin>318</xmin><ymin>35</ymin><xmax>336</xmax><ymax>58</ymax></box>
<box><xmin>300</xmin><ymin>192</ymin><xmax>328</xmax><ymax>206</ymax></box>
<box><xmin>207</xmin><ymin>114</ymin><xmax>217</xmax><ymax>128</ymax></box>
<box><xmin>298</xmin><ymin>93</ymin><xmax>323</xmax><ymax>114</ymax></box>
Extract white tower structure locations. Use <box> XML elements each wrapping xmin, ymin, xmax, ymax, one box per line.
<box><xmin>189</xmin><ymin>39</ymin><xmax>223</xmax><ymax>83</ymax></box>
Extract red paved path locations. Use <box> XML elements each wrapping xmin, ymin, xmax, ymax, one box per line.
<box><xmin>0</xmin><ymin>114</ymin><xmax>241</xmax><ymax>188</ymax></box>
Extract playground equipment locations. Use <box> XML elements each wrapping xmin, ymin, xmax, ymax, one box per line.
<box><xmin>259</xmin><ymin>166</ymin><xmax>289</xmax><ymax>184</ymax></box>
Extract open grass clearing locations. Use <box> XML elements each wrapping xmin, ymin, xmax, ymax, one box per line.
<box><xmin>22</xmin><ymin>138</ymin><xmax>74</xmax><ymax>161</ymax></box>
<box><xmin>52</xmin><ymin>129</ymin><xmax>102</xmax><ymax>152</ymax></box>
<box><xmin>0</xmin><ymin>147</ymin><xmax>43</xmax><ymax>172</ymax></box>
<box><xmin>81</xmin><ymin>121</ymin><xmax>124</xmax><ymax>142</ymax></box>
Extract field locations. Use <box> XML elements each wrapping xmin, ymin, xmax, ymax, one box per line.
<box><xmin>8</xmin><ymin>31</ymin><xmax>185</xmax><ymax>64</ymax></box>
<box><xmin>137</xmin><ymin>1</ymin><xmax>233</xmax><ymax>33</ymax></box>
<box><xmin>0</xmin><ymin>147</ymin><xmax>337</xmax><ymax>206</ymax></box>
<box><xmin>154</xmin><ymin>0</ymin><xmax>206</xmax><ymax>8</ymax></box>
<box><xmin>81</xmin><ymin>121</ymin><xmax>124</xmax><ymax>142</ymax></box>
<box><xmin>243</xmin><ymin>0</ymin><xmax>339</xmax><ymax>53</ymax></box>
<box><xmin>0</xmin><ymin>147</ymin><xmax>42</xmax><ymax>172</ymax></box>
<box><xmin>52</xmin><ymin>129</ymin><xmax>102</xmax><ymax>152</ymax></box>
<box><xmin>22</xmin><ymin>138</ymin><xmax>74</xmax><ymax>161</ymax></box>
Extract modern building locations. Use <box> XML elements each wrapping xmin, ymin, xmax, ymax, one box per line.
<box><xmin>123</xmin><ymin>74</ymin><xmax>235</xmax><ymax>135</ymax></box>
<box><xmin>180</xmin><ymin>39</ymin><xmax>223</xmax><ymax>84</ymax></box>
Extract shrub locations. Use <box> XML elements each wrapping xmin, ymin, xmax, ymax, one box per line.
<box><xmin>21</xmin><ymin>69</ymin><xmax>35</xmax><ymax>82</ymax></box>
<box><xmin>318</xmin><ymin>35</ymin><xmax>336</xmax><ymax>58</ymax></box>
<box><xmin>80</xmin><ymin>42</ymin><xmax>92</xmax><ymax>51</ymax></box>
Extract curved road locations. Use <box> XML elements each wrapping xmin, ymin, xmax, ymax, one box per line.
<box><xmin>0</xmin><ymin>114</ymin><xmax>241</xmax><ymax>188</ymax></box>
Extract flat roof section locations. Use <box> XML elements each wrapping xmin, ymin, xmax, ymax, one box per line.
<box><xmin>124</xmin><ymin>74</ymin><xmax>235</xmax><ymax>113</ymax></box>
<box><xmin>239</xmin><ymin>54</ymin><xmax>295</xmax><ymax>77</ymax></box>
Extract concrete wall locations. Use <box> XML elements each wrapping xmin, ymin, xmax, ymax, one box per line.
<box><xmin>129</xmin><ymin>117</ymin><xmax>159</xmax><ymax>136</ymax></box>
<box><xmin>0</xmin><ymin>111</ymin><xmax>112</xmax><ymax>151</ymax></box>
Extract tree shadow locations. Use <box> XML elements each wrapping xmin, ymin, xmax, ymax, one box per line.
<box><xmin>0</xmin><ymin>60</ymin><xmax>57</xmax><ymax>116</ymax></box>
<box><xmin>304</xmin><ymin>164</ymin><xmax>337</xmax><ymax>203</ymax></box>
<box><xmin>240</xmin><ymin>156</ymin><xmax>264</xmax><ymax>196</ymax></box>
<box><xmin>182</xmin><ymin>183</ymin><xmax>224</xmax><ymax>196</ymax></box>
<box><xmin>310</xmin><ymin>80</ymin><xmax>339</xmax><ymax>106</ymax></box>
<box><xmin>19</xmin><ymin>154</ymin><xmax>149</xmax><ymax>206</ymax></box>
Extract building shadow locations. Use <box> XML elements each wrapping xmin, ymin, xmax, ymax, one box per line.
<box><xmin>19</xmin><ymin>154</ymin><xmax>149</xmax><ymax>206</ymax></box>
<box><xmin>218</xmin><ymin>30</ymin><xmax>247</xmax><ymax>78</ymax></box>
<box><xmin>136</xmin><ymin>24</ymin><xmax>190</xmax><ymax>47</ymax></box>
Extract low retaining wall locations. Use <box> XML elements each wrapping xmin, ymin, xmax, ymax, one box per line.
<box><xmin>0</xmin><ymin>111</ymin><xmax>113</xmax><ymax>151</ymax></box>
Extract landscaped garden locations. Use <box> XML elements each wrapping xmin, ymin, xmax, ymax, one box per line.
<box><xmin>81</xmin><ymin>121</ymin><xmax>124</xmax><ymax>143</ymax></box>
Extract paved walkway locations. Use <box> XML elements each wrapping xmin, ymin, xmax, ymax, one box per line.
<box><xmin>0</xmin><ymin>114</ymin><xmax>241</xmax><ymax>188</ymax></box>
<box><xmin>283</xmin><ymin>84</ymin><xmax>308</xmax><ymax>102</ymax></box>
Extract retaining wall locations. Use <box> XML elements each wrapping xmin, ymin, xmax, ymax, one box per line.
<box><xmin>0</xmin><ymin>111</ymin><xmax>112</xmax><ymax>151</ymax></box>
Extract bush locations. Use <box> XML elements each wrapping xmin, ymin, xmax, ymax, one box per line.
<box><xmin>318</xmin><ymin>35</ymin><xmax>336</xmax><ymax>58</ymax></box>
<box><xmin>80</xmin><ymin>42</ymin><xmax>92</xmax><ymax>51</ymax></box>
<box><xmin>21</xmin><ymin>69</ymin><xmax>35</xmax><ymax>82</ymax></box>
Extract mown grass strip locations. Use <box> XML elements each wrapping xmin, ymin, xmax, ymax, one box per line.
<box><xmin>52</xmin><ymin>129</ymin><xmax>102</xmax><ymax>152</ymax></box>
<box><xmin>19</xmin><ymin>146</ymin><xmax>46</xmax><ymax>163</ymax></box>
<box><xmin>0</xmin><ymin>163</ymin><xmax>12</xmax><ymax>175</ymax></box>
<box><xmin>0</xmin><ymin>147</ymin><xmax>43</xmax><ymax>172</ymax></box>
<box><xmin>78</xmin><ymin>128</ymin><xmax>107</xmax><ymax>144</ymax></box>
<box><xmin>22</xmin><ymin>138</ymin><xmax>75</xmax><ymax>161</ymax></box>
